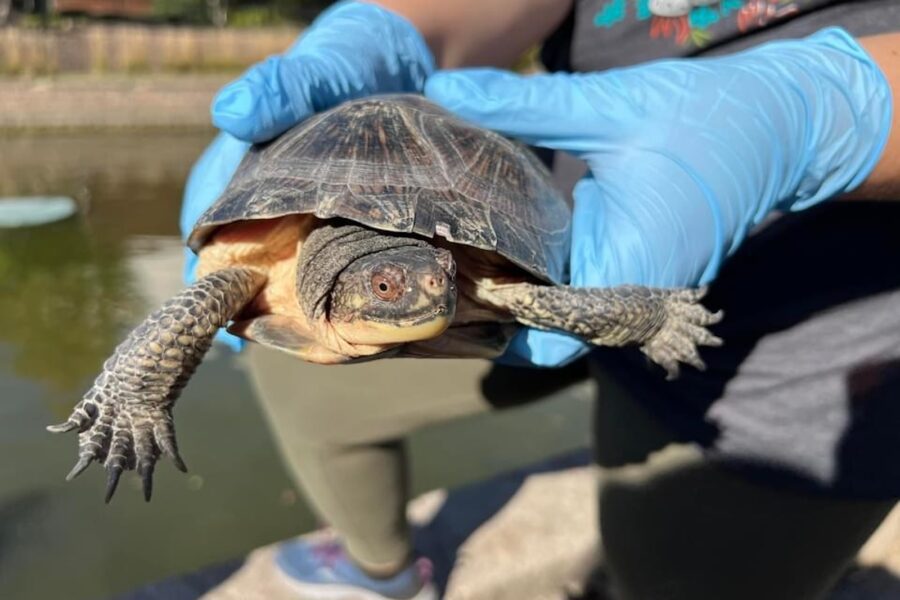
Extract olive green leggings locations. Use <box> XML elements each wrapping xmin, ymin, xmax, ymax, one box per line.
<box><xmin>246</xmin><ymin>346</ymin><xmax>894</xmax><ymax>599</ymax></box>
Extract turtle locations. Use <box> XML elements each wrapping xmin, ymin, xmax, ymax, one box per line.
<box><xmin>48</xmin><ymin>94</ymin><xmax>723</xmax><ymax>502</ymax></box>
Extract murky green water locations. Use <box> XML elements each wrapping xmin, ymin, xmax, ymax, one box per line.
<box><xmin>0</xmin><ymin>131</ymin><xmax>592</xmax><ymax>600</ymax></box>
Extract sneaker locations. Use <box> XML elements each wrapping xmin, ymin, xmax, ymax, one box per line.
<box><xmin>274</xmin><ymin>537</ymin><xmax>438</xmax><ymax>600</ymax></box>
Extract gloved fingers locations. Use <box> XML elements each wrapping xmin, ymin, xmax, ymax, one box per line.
<box><xmin>213</xmin><ymin>56</ymin><xmax>313</xmax><ymax>143</ymax></box>
<box><xmin>566</xmin><ymin>176</ymin><xmax>668</xmax><ymax>289</ymax></box>
<box><xmin>570</xmin><ymin>158</ymin><xmax>722</xmax><ymax>290</ymax></box>
<box><xmin>425</xmin><ymin>69</ymin><xmax>616</xmax><ymax>156</ymax></box>
<box><xmin>178</xmin><ymin>133</ymin><xmax>250</xmax><ymax>354</ymax></box>
<box><xmin>497</xmin><ymin>327</ymin><xmax>590</xmax><ymax>368</ymax></box>
<box><xmin>180</xmin><ymin>133</ymin><xmax>250</xmax><ymax>239</ymax></box>
<box><xmin>212</xmin><ymin>2</ymin><xmax>434</xmax><ymax>144</ymax></box>
<box><xmin>180</xmin><ymin>133</ymin><xmax>250</xmax><ymax>288</ymax></box>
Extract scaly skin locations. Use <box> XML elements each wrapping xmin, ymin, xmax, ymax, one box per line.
<box><xmin>479</xmin><ymin>282</ymin><xmax>723</xmax><ymax>379</ymax></box>
<box><xmin>48</xmin><ymin>268</ymin><xmax>266</xmax><ymax>502</ymax></box>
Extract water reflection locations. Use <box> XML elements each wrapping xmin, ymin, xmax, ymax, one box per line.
<box><xmin>0</xmin><ymin>218</ymin><xmax>137</xmax><ymax>403</ymax></box>
<box><xmin>0</xmin><ymin>131</ymin><xmax>319</xmax><ymax>600</ymax></box>
<box><xmin>0</xmin><ymin>132</ymin><xmax>211</xmax><ymax>400</ymax></box>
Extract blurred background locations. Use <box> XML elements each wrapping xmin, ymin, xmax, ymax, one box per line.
<box><xmin>0</xmin><ymin>3</ymin><xmax>593</xmax><ymax>599</ymax></box>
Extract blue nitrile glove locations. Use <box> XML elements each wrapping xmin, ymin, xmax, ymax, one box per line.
<box><xmin>212</xmin><ymin>0</ymin><xmax>435</xmax><ymax>142</ymax></box>
<box><xmin>425</xmin><ymin>27</ymin><xmax>892</xmax><ymax>367</ymax></box>
<box><xmin>180</xmin><ymin>133</ymin><xmax>250</xmax><ymax>351</ymax></box>
<box><xmin>180</xmin><ymin>1</ymin><xmax>435</xmax><ymax>350</ymax></box>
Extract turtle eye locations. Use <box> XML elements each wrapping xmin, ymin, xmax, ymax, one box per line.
<box><xmin>371</xmin><ymin>271</ymin><xmax>404</xmax><ymax>301</ymax></box>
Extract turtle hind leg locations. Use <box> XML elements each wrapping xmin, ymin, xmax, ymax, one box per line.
<box><xmin>481</xmin><ymin>282</ymin><xmax>722</xmax><ymax>379</ymax></box>
<box><xmin>48</xmin><ymin>267</ymin><xmax>266</xmax><ymax>502</ymax></box>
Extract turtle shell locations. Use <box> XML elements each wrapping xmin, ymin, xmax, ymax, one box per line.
<box><xmin>188</xmin><ymin>94</ymin><xmax>571</xmax><ymax>284</ymax></box>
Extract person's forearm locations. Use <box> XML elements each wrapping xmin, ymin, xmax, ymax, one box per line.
<box><xmin>848</xmin><ymin>33</ymin><xmax>900</xmax><ymax>199</ymax></box>
<box><xmin>371</xmin><ymin>0</ymin><xmax>572</xmax><ymax>68</ymax></box>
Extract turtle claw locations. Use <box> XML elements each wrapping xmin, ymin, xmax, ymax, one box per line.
<box><xmin>640</xmin><ymin>341</ymin><xmax>682</xmax><ymax>380</ymax></box>
<box><xmin>170</xmin><ymin>452</ymin><xmax>188</xmax><ymax>474</ymax></box>
<box><xmin>65</xmin><ymin>456</ymin><xmax>93</xmax><ymax>481</ymax></box>
<box><xmin>138</xmin><ymin>463</ymin><xmax>155</xmax><ymax>502</ymax></box>
<box><xmin>48</xmin><ymin>398</ymin><xmax>100</xmax><ymax>434</ymax></box>
<box><xmin>49</xmin><ymin>269</ymin><xmax>264</xmax><ymax>502</ymax></box>
<box><xmin>48</xmin><ymin>421</ymin><xmax>79</xmax><ymax>434</ymax></box>
<box><xmin>105</xmin><ymin>465</ymin><xmax>123</xmax><ymax>504</ymax></box>
<box><xmin>641</xmin><ymin>290</ymin><xmax>723</xmax><ymax>378</ymax></box>
<box><xmin>53</xmin><ymin>395</ymin><xmax>179</xmax><ymax>502</ymax></box>
<box><xmin>663</xmin><ymin>361</ymin><xmax>681</xmax><ymax>382</ymax></box>
<box><xmin>156</xmin><ymin>422</ymin><xmax>188</xmax><ymax>473</ymax></box>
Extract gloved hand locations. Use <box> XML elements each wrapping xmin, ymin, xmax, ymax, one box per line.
<box><xmin>425</xmin><ymin>27</ymin><xmax>892</xmax><ymax>367</ymax></box>
<box><xmin>180</xmin><ymin>1</ymin><xmax>435</xmax><ymax>349</ymax></box>
<box><xmin>210</xmin><ymin>0</ymin><xmax>434</xmax><ymax>142</ymax></box>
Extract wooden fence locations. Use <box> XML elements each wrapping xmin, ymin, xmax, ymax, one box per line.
<box><xmin>0</xmin><ymin>24</ymin><xmax>300</xmax><ymax>75</ymax></box>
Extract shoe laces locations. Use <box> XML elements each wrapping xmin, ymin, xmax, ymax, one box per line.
<box><xmin>311</xmin><ymin>539</ymin><xmax>434</xmax><ymax>585</ymax></box>
<box><xmin>414</xmin><ymin>556</ymin><xmax>434</xmax><ymax>583</ymax></box>
<box><xmin>310</xmin><ymin>540</ymin><xmax>346</xmax><ymax>569</ymax></box>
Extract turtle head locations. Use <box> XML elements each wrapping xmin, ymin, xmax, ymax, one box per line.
<box><xmin>329</xmin><ymin>244</ymin><xmax>456</xmax><ymax>345</ymax></box>
<box><xmin>296</xmin><ymin>223</ymin><xmax>457</xmax><ymax>355</ymax></box>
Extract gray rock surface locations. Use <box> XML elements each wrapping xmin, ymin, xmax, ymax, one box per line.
<box><xmin>201</xmin><ymin>453</ymin><xmax>900</xmax><ymax>600</ymax></box>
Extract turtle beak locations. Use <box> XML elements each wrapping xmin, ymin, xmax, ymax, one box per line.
<box><xmin>405</xmin><ymin>247</ymin><xmax>456</xmax><ymax>328</ymax></box>
<box><xmin>349</xmin><ymin>259</ymin><xmax>456</xmax><ymax>343</ymax></box>
<box><xmin>409</xmin><ymin>263</ymin><xmax>456</xmax><ymax>326</ymax></box>
<box><xmin>329</xmin><ymin>246</ymin><xmax>458</xmax><ymax>346</ymax></box>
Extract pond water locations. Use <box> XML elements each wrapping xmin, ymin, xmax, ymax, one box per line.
<box><xmin>0</xmin><ymin>131</ymin><xmax>592</xmax><ymax>600</ymax></box>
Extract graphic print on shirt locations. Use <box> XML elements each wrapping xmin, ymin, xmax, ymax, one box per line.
<box><xmin>593</xmin><ymin>0</ymin><xmax>819</xmax><ymax>48</ymax></box>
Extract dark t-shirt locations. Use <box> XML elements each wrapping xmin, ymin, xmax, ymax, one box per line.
<box><xmin>542</xmin><ymin>0</ymin><xmax>900</xmax><ymax>498</ymax></box>
<box><xmin>543</xmin><ymin>0</ymin><xmax>900</xmax><ymax>71</ymax></box>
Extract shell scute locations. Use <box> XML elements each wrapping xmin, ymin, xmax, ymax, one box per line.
<box><xmin>314</xmin><ymin>184</ymin><xmax>417</xmax><ymax>233</ymax></box>
<box><xmin>190</xmin><ymin>94</ymin><xmax>571</xmax><ymax>283</ymax></box>
<box><xmin>410</xmin><ymin>187</ymin><xmax>497</xmax><ymax>249</ymax></box>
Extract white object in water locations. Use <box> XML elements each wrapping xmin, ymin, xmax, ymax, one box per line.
<box><xmin>0</xmin><ymin>196</ymin><xmax>78</xmax><ymax>227</ymax></box>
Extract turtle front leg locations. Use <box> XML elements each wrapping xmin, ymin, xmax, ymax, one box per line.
<box><xmin>480</xmin><ymin>282</ymin><xmax>722</xmax><ymax>379</ymax></box>
<box><xmin>48</xmin><ymin>268</ymin><xmax>265</xmax><ymax>502</ymax></box>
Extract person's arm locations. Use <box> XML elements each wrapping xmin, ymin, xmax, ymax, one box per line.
<box><xmin>374</xmin><ymin>0</ymin><xmax>572</xmax><ymax>68</ymax></box>
<box><xmin>208</xmin><ymin>0</ymin><xmax>570</xmax><ymax>144</ymax></box>
<box><xmin>851</xmin><ymin>33</ymin><xmax>900</xmax><ymax>199</ymax></box>
<box><xmin>425</xmin><ymin>27</ymin><xmax>894</xmax><ymax>366</ymax></box>
<box><xmin>377</xmin><ymin>5</ymin><xmax>895</xmax><ymax>195</ymax></box>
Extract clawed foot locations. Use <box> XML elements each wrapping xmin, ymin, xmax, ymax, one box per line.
<box><xmin>48</xmin><ymin>388</ymin><xmax>186</xmax><ymax>503</ymax></box>
<box><xmin>46</xmin><ymin>269</ymin><xmax>265</xmax><ymax>503</ymax></box>
<box><xmin>640</xmin><ymin>287</ymin><xmax>723</xmax><ymax>380</ymax></box>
